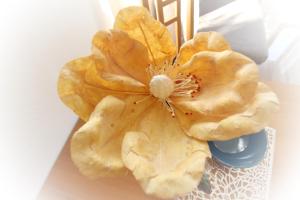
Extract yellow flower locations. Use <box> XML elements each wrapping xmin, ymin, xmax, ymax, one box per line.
<box><xmin>57</xmin><ymin>6</ymin><xmax>279</xmax><ymax>199</ymax></box>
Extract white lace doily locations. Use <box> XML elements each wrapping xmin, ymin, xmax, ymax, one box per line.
<box><xmin>178</xmin><ymin>127</ymin><xmax>276</xmax><ymax>200</ymax></box>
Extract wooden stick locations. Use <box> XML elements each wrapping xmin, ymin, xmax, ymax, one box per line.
<box><xmin>155</xmin><ymin>0</ymin><xmax>182</xmax><ymax>50</ymax></box>
<box><xmin>186</xmin><ymin>0</ymin><xmax>194</xmax><ymax>40</ymax></box>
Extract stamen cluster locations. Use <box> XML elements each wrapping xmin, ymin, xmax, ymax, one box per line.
<box><xmin>134</xmin><ymin>61</ymin><xmax>202</xmax><ymax>118</ymax></box>
<box><xmin>173</xmin><ymin>73</ymin><xmax>202</xmax><ymax>98</ymax></box>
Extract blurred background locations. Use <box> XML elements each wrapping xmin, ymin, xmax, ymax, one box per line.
<box><xmin>0</xmin><ymin>0</ymin><xmax>299</xmax><ymax>199</ymax></box>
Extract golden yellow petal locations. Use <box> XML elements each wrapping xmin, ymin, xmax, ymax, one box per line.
<box><xmin>71</xmin><ymin>95</ymin><xmax>154</xmax><ymax>178</ymax></box>
<box><xmin>176</xmin><ymin>32</ymin><xmax>231</xmax><ymax>65</ymax></box>
<box><xmin>57</xmin><ymin>56</ymin><xmax>147</xmax><ymax>121</ymax></box>
<box><xmin>57</xmin><ymin>56</ymin><xmax>117</xmax><ymax>121</ymax></box>
<box><xmin>122</xmin><ymin>103</ymin><xmax>210</xmax><ymax>199</ymax></box>
<box><xmin>114</xmin><ymin>6</ymin><xmax>176</xmax><ymax>65</ymax></box>
<box><xmin>92</xmin><ymin>30</ymin><xmax>151</xmax><ymax>84</ymax></box>
<box><xmin>186</xmin><ymin>82</ymin><xmax>279</xmax><ymax>141</ymax></box>
<box><xmin>85</xmin><ymin>60</ymin><xmax>147</xmax><ymax>93</ymax></box>
<box><xmin>174</xmin><ymin>50</ymin><xmax>258</xmax><ymax>116</ymax></box>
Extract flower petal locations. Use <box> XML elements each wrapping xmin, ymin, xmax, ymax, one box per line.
<box><xmin>71</xmin><ymin>95</ymin><xmax>154</xmax><ymax>178</ymax></box>
<box><xmin>85</xmin><ymin>57</ymin><xmax>147</xmax><ymax>93</ymax></box>
<box><xmin>185</xmin><ymin>82</ymin><xmax>279</xmax><ymax>141</ymax></box>
<box><xmin>114</xmin><ymin>6</ymin><xmax>176</xmax><ymax>64</ymax></box>
<box><xmin>176</xmin><ymin>32</ymin><xmax>231</xmax><ymax>65</ymax></box>
<box><xmin>58</xmin><ymin>56</ymin><xmax>120</xmax><ymax>121</ymax></box>
<box><xmin>122</xmin><ymin>103</ymin><xmax>210</xmax><ymax>199</ymax></box>
<box><xmin>58</xmin><ymin>55</ymin><xmax>149</xmax><ymax>121</ymax></box>
<box><xmin>92</xmin><ymin>30</ymin><xmax>151</xmax><ymax>84</ymax></box>
<box><xmin>174</xmin><ymin>50</ymin><xmax>258</xmax><ymax>117</ymax></box>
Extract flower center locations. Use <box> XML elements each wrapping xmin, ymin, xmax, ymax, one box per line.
<box><xmin>149</xmin><ymin>75</ymin><xmax>174</xmax><ymax>99</ymax></box>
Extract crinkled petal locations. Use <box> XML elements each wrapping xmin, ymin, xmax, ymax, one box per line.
<box><xmin>58</xmin><ymin>56</ymin><xmax>118</xmax><ymax>121</ymax></box>
<box><xmin>176</xmin><ymin>32</ymin><xmax>231</xmax><ymax>65</ymax></box>
<box><xmin>185</xmin><ymin>82</ymin><xmax>279</xmax><ymax>141</ymax></box>
<box><xmin>85</xmin><ymin>58</ymin><xmax>147</xmax><ymax>93</ymax></box>
<box><xmin>174</xmin><ymin>50</ymin><xmax>258</xmax><ymax>117</ymax></box>
<box><xmin>92</xmin><ymin>30</ymin><xmax>151</xmax><ymax>84</ymax></box>
<box><xmin>114</xmin><ymin>6</ymin><xmax>176</xmax><ymax>64</ymax></box>
<box><xmin>71</xmin><ymin>95</ymin><xmax>154</xmax><ymax>178</ymax></box>
<box><xmin>122</xmin><ymin>103</ymin><xmax>210</xmax><ymax>199</ymax></box>
<box><xmin>57</xmin><ymin>56</ymin><xmax>147</xmax><ymax>121</ymax></box>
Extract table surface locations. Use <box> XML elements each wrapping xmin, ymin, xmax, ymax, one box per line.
<box><xmin>37</xmin><ymin>82</ymin><xmax>300</xmax><ymax>200</ymax></box>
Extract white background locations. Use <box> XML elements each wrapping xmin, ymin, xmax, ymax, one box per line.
<box><xmin>0</xmin><ymin>0</ymin><xmax>108</xmax><ymax>199</ymax></box>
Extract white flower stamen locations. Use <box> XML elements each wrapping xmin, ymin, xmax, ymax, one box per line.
<box><xmin>145</xmin><ymin>62</ymin><xmax>202</xmax><ymax>118</ymax></box>
<box><xmin>149</xmin><ymin>75</ymin><xmax>174</xmax><ymax>99</ymax></box>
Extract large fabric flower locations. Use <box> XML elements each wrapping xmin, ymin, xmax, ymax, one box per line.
<box><xmin>57</xmin><ymin>6</ymin><xmax>279</xmax><ymax>199</ymax></box>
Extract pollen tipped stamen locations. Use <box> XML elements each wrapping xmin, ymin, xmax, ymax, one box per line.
<box><xmin>174</xmin><ymin>85</ymin><xmax>198</xmax><ymax>91</ymax></box>
<box><xmin>172</xmin><ymin>73</ymin><xmax>202</xmax><ymax>98</ymax></box>
<box><xmin>146</xmin><ymin>61</ymin><xmax>174</xmax><ymax>79</ymax></box>
<box><xmin>146</xmin><ymin>63</ymin><xmax>201</xmax><ymax>117</ymax></box>
<box><xmin>163</xmin><ymin>99</ymin><xmax>176</xmax><ymax>118</ymax></box>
